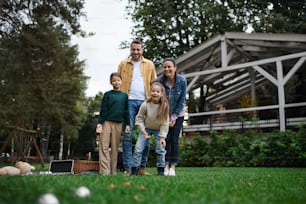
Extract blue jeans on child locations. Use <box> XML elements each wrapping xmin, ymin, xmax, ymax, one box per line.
<box><xmin>132</xmin><ymin>129</ymin><xmax>166</xmax><ymax>168</ymax></box>
<box><xmin>122</xmin><ymin>99</ymin><xmax>150</xmax><ymax>172</ymax></box>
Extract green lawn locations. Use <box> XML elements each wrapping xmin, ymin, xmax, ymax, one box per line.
<box><xmin>0</xmin><ymin>167</ymin><xmax>305</xmax><ymax>204</ymax></box>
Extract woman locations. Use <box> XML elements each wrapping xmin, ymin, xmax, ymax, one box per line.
<box><xmin>156</xmin><ymin>58</ymin><xmax>187</xmax><ymax>176</ymax></box>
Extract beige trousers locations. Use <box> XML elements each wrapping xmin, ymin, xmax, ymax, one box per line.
<box><xmin>98</xmin><ymin>121</ymin><xmax>122</xmax><ymax>175</ymax></box>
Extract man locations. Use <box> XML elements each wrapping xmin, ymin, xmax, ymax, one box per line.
<box><xmin>117</xmin><ymin>39</ymin><xmax>156</xmax><ymax>175</ymax></box>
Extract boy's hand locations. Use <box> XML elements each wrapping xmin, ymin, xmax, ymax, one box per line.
<box><xmin>96</xmin><ymin>124</ymin><xmax>102</xmax><ymax>133</ymax></box>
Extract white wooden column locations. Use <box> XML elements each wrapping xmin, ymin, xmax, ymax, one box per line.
<box><xmin>220</xmin><ymin>36</ymin><xmax>227</xmax><ymax>68</ymax></box>
<box><xmin>276</xmin><ymin>61</ymin><xmax>286</xmax><ymax>131</ymax></box>
<box><xmin>249</xmin><ymin>68</ymin><xmax>257</xmax><ymax>117</ymax></box>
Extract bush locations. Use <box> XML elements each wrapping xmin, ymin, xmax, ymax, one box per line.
<box><xmin>179</xmin><ymin>124</ymin><xmax>306</xmax><ymax>167</ymax></box>
<box><xmin>179</xmin><ymin>133</ymin><xmax>209</xmax><ymax>167</ymax></box>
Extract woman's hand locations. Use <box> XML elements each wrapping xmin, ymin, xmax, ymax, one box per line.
<box><xmin>169</xmin><ymin>120</ymin><xmax>176</xmax><ymax>128</ymax></box>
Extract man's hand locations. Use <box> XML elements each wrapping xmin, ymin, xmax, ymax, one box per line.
<box><xmin>125</xmin><ymin>125</ymin><xmax>130</xmax><ymax>134</ymax></box>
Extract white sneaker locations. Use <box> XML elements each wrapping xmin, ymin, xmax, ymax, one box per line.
<box><xmin>169</xmin><ymin>168</ymin><xmax>176</xmax><ymax>176</ymax></box>
<box><xmin>164</xmin><ymin>168</ymin><xmax>169</xmax><ymax>176</ymax></box>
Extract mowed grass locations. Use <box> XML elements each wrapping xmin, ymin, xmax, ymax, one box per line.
<box><xmin>0</xmin><ymin>167</ymin><xmax>305</xmax><ymax>204</ymax></box>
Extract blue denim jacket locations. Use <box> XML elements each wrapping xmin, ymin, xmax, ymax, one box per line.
<box><xmin>156</xmin><ymin>73</ymin><xmax>187</xmax><ymax>119</ymax></box>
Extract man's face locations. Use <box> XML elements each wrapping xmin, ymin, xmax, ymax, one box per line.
<box><xmin>130</xmin><ymin>43</ymin><xmax>143</xmax><ymax>61</ymax></box>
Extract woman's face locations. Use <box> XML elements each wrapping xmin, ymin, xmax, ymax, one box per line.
<box><xmin>163</xmin><ymin>60</ymin><xmax>176</xmax><ymax>79</ymax></box>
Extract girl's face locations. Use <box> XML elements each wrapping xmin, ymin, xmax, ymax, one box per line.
<box><xmin>163</xmin><ymin>60</ymin><xmax>176</xmax><ymax>79</ymax></box>
<box><xmin>111</xmin><ymin>75</ymin><xmax>122</xmax><ymax>90</ymax></box>
<box><xmin>150</xmin><ymin>85</ymin><xmax>163</xmax><ymax>103</ymax></box>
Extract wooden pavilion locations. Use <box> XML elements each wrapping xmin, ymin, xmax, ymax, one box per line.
<box><xmin>157</xmin><ymin>32</ymin><xmax>306</xmax><ymax>133</ymax></box>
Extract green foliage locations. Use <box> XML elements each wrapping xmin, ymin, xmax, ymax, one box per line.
<box><xmin>126</xmin><ymin>0</ymin><xmax>240</xmax><ymax>65</ymax></box>
<box><xmin>125</xmin><ymin>0</ymin><xmax>306</xmax><ymax>66</ymax></box>
<box><xmin>73</xmin><ymin>92</ymin><xmax>103</xmax><ymax>159</ymax></box>
<box><xmin>180</xmin><ymin>133</ymin><xmax>210</xmax><ymax>167</ymax></box>
<box><xmin>0</xmin><ymin>0</ymin><xmax>85</xmax><ymax>37</ymax></box>
<box><xmin>250</xmin><ymin>1</ymin><xmax>306</xmax><ymax>33</ymax></box>
<box><xmin>0</xmin><ymin>0</ymin><xmax>87</xmax><ymax>158</ymax></box>
<box><xmin>179</xmin><ymin>125</ymin><xmax>306</xmax><ymax>167</ymax></box>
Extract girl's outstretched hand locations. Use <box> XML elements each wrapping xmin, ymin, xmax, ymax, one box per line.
<box><xmin>142</xmin><ymin>130</ymin><xmax>151</xmax><ymax>139</ymax></box>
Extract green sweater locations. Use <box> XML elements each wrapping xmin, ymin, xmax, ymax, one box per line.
<box><xmin>98</xmin><ymin>90</ymin><xmax>129</xmax><ymax>125</ymax></box>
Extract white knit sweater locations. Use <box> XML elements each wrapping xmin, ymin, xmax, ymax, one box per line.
<box><xmin>135</xmin><ymin>101</ymin><xmax>169</xmax><ymax>138</ymax></box>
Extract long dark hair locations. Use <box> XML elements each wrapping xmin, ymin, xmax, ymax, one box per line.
<box><xmin>163</xmin><ymin>58</ymin><xmax>176</xmax><ymax>67</ymax></box>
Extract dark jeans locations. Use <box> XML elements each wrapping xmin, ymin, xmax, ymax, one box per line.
<box><xmin>165</xmin><ymin>117</ymin><xmax>184</xmax><ymax>166</ymax></box>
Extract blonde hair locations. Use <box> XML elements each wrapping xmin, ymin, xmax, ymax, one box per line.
<box><xmin>147</xmin><ymin>82</ymin><xmax>169</xmax><ymax>123</ymax></box>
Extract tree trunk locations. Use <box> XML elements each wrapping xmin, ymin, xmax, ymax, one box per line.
<box><xmin>58</xmin><ymin>129</ymin><xmax>64</xmax><ymax>160</ymax></box>
<box><xmin>39</xmin><ymin>123</ymin><xmax>51</xmax><ymax>160</ymax></box>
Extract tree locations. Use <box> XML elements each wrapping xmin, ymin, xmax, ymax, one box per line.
<box><xmin>0</xmin><ymin>0</ymin><xmax>88</xmax><ymax>159</ymax></box>
<box><xmin>126</xmin><ymin>0</ymin><xmax>241</xmax><ymax>66</ymax></box>
<box><xmin>0</xmin><ymin>0</ymin><xmax>85</xmax><ymax>37</ymax></box>
<box><xmin>226</xmin><ymin>0</ymin><xmax>306</xmax><ymax>33</ymax></box>
<box><xmin>125</xmin><ymin>0</ymin><xmax>306</xmax><ymax>66</ymax></box>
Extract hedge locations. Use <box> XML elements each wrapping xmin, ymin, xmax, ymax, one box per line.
<box><xmin>178</xmin><ymin>124</ymin><xmax>306</xmax><ymax>167</ymax></box>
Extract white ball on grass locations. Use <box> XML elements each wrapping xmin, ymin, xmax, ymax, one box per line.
<box><xmin>37</xmin><ymin>193</ymin><xmax>59</xmax><ymax>204</ymax></box>
<box><xmin>75</xmin><ymin>186</ymin><xmax>91</xmax><ymax>198</ymax></box>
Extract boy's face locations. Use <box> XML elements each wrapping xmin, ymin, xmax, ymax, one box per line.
<box><xmin>111</xmin><ymin>75</ymin><xmax>122</xmax><ymax>90</ymax></box>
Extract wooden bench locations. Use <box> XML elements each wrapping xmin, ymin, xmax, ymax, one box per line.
<box><xmin>73</xmin><ymin>159</ymin><xmax>99</xmax><ymax>174</ymax></box>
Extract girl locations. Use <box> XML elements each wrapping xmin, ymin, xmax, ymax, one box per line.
<box><xmin>131</xmin><ymin>82</ymin><xmax>169</xmax><ymax>176</ymax></box>
<box><xmin>96</xmin><ymin>72</ymin><xmax>130</xmax><ymax>175</ymax></box>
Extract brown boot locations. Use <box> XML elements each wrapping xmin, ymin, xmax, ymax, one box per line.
<box><xmin>138</xmin><ymin>168</ymin><xmax>152</xmax><ymax>176</ymax></box>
